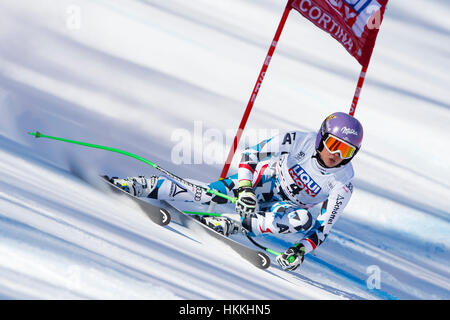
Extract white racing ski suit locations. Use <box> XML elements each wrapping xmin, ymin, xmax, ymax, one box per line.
<box><xmin>132</xmin><ymin>130</ymin><xmax>354</xmax><ymax>256</ymax></box>
<box><xmin>234</xmin><ymin>131</ymin><xmax>354</xmax><ymax>255</ymax></box>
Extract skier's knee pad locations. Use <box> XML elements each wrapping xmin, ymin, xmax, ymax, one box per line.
<box><xmin>275</xmin><ymin>207</ymin><xmax>312</xmax><ymax>233</ymax></box>
<box><xmin>297</xmin><ymin>210</ymin><xmax>313</xmax><ymax>231</ymax></box>
<box><xmin>267</xmin><ymin>201</ymin><xmax>313</xmax><ymax>234</ymax></box>
<box><xmin>243</xmin><ymin>203</ymin><xmax>313</xmax><ymax>236</ymax></box>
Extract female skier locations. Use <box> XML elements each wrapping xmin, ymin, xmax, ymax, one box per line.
<box><xmin>110</xmin><ymin>112</ymin><xmax>363</xmax><ymax>271</ymax></box>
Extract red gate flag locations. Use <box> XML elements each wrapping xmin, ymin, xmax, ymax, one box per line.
<box><xmin>290</xmin><ymin>0</ymin><xmax>388</xmax><ymax>67</ymax></box>
<box><xmin>218</xmin><ymin>0</ymin><xmax>389</xmax><ymax>180</ymax></box>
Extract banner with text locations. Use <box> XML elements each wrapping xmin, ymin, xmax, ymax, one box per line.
<box><xmin>290</xmin><ymin>0</ymin><xmax>388</xmax><ymax>66</ymax></box>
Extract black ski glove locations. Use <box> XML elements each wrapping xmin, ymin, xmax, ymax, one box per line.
<box><xmin>235</xmin><ymin>181</ymin><xmax>257</xmax><ymax>218</ymax></box>
<box><xmin>276</xmin><ymin>244</ymin><xmax>306</xmax><ymax>271</ymax></box>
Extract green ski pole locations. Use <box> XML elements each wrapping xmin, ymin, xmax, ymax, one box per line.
<box><xmin>29</xmin><ymin>131</ymin><xmax>290</xmax><ymax>257</ymax></box>
<box><xmin>29</xmin><ymin>131</ymin><xmax>237</xmax><ymax>204</ymax></box>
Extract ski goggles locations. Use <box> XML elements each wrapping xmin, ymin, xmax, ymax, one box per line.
<box><xmin>323</xmin><ymin>135</ymin><xmax>357</xmax><ymax>159</ymax></box>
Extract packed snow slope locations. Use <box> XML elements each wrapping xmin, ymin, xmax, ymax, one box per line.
<box><xmin>0</xmin><ymin>0</ymin><xmax>449</xmax><ymax>299</ymax></box>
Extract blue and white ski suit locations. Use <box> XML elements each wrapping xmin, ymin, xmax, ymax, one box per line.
<box><xmin>148</xmin><ymin>131</ymin><xmax>355</xmax><ymax>255</ymax></box>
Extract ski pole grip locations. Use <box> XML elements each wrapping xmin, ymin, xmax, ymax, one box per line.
<box><xmin>30</xmin><ymin>131</ymin><xmax>42</xmax><ymax>138</ymax></box>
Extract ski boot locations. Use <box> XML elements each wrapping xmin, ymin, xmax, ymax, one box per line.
<box><xmin>200</xmin><ymin>215</ymin><xmax>242</xmax><ymax>237</ymax></box>
<box><xmin>109</xmin><ymin>176</ymin><xmax>158</xmax><ymax>197</ymax></box>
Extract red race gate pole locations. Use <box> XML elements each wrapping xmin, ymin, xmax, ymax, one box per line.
<box><xmin>349</xmin><ymin>65</ymin><xmax>368</xmax><ymax>116</ymax></box>
<box><xmin>219</xmin><ymin>0</ymin><xmax>293</xmax><ymax>179</ymax></box>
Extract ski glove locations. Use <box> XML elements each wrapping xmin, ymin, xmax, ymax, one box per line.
<box><xmin>276</xmin><ymin>244</ymin><xmax>306</xmax><ymax>271</ymax></box>
<box><xmin>235</xmin><ymin>181</ymin><xmax>257</xmax><ymax>218</ymax></box>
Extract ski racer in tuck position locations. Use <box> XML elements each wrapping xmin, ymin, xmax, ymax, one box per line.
<box><xmin>111</xmin><ymin>112</ymin><xmax>364</xmax><ymax>271</ymax></box>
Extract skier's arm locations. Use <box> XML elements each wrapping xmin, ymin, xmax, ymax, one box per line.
<box><xmin>297</xmin><ymin>182</ymin><xmax>353</xmax><ymax>254</ymax></box>
<box><xmin>238</xmin><ymin>131</ymin><xmax>297</xmax><ymax>187</ymax></box>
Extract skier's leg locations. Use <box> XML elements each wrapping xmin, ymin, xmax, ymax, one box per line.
<box><xmin>201</xmin><ymin>162</ymin><xmax>281</xmax><ymax>235</ymax></box>
<box><xmin>200</xmin><ymin>168</ymin><xmax>309</xmax><ymax>237</ymax></box>
<box><xmin>109</xmin><ymin>176</ymin><xmax>159</xmax><ymax>197</ymax></box>
<box><xmin>242</xmin><ymin>201</ymin><xmax>313</xmax><ymax>236</ymax></box>
<box><xmin>237</xmin><ymin>161</ymin><xmax>314</xmax><ymax>235</ymax></box>
<box><xmin>110</xmin><ymin>175</ymin><xmax>238</xmax><ymax>203</ymax></box>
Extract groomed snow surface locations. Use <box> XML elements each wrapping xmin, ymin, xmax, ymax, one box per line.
<box><xmin>0</xmin><ymin>0</ymin><xmax>449</xmax><ymax>300</ymax></box>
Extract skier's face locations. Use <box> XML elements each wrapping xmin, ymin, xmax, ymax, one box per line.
<box><xmin>319</xmin><ymin>147</ymin><xmax>344</xmax><ymax>168</ymax></box>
